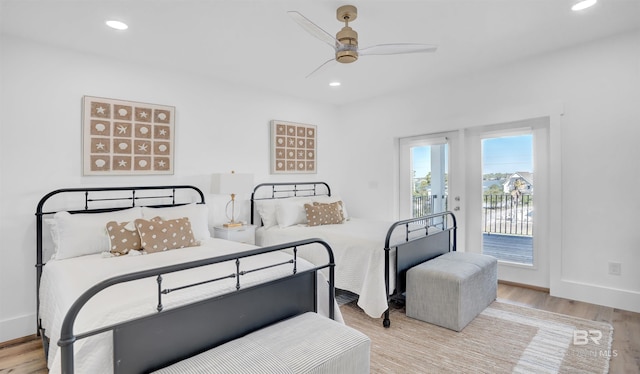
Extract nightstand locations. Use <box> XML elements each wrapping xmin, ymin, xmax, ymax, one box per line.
<box><xmin>213</xmin><ymin>224</ymin><xmax>256</xmax><ymax>245</ymax></box>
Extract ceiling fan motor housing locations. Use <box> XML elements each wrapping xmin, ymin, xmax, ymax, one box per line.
<box><xmin>336</xmin><ymin>26</ymin><xmax>358</xmax><ymax>63</ymax></box>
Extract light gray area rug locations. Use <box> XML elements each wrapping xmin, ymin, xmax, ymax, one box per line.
<box><xmin>340</xmin><ymin>300</ymin><xmax>613</xmax><ymax>373</ymax></box>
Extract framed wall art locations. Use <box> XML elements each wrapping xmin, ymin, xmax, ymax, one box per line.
<box><xmin>270</xmin><ymin>120</ymin><xmax>317</xmax><ymax>174</ymax></box>
<box><xmin>82</xmin><ymin>96</ymin><xmax>175</xmax><ymax>175</ymax></box>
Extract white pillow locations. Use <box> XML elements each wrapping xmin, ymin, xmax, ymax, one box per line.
<box><xmin>276</xmin><ymin>197</ymin><xmax>313</xmax><ymax>228</ymax></box>
<box><xmin>42</xmin><ymin>218</ymin><xmax>57</xmax><ymax>262</ymax></box>
<box><xmin>313</xmin><ymin>195</ymin><xmax>349</xmax><ymax>220</ymax></box>
<box><xmin>254</xmin><ymin>200</ymin><xmax>278</xmax><ymax>228</ymax></box>
<box><xmin>51</xmin><ymin>207</ymin><xmax>143</xmax><ymax>260</ymax></box>
<box><xmin>142</xmin><ymin>203</ymin><xmax>210</xmax><ymax>241</ymax></box>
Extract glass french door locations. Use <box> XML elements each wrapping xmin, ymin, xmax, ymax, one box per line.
<box><xmin>465</xmin><ymin>118</ymin><xmax>550</xmax><ymax>287</ymax></box>
<box><xmin>400</xmin><ymin>118</ymin><xmax>550</xmax><ymax>287</ymax></box>
<box><xmin>399</xmin><ymin>135</ymin><xmax>449</xmax><ymax>219</ymax></box>
<box><xmin>481</xmin><ymin>133</ymin><xmax>534</xmax><ymax>265</ymax></box>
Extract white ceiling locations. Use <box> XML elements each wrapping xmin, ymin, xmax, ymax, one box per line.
<box><xmin>2</xmin><ymin>0</ymin><xmax>639</xmax><ymax>105</ymax></box>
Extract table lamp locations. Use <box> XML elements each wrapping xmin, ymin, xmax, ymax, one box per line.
<box><xmin>211</xmin><ymin>171</ymin><xmax>253</xmax><ymax>227</ymax></box>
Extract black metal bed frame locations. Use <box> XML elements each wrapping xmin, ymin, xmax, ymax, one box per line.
<box><xmin>382</xmin><ymin>212</ymin><xmax>457</xmax><ymax>327</ymax></box>
<box><xmin>35</xmin><ymin>185</ymin><xmax>336</xmax><ymax>373</ymax></box>
<box><xmin>250</xmin><ymin>181</ymin><xmax>457</xmax><ymax>328</ymax></box>
<box><xmin>35</xmin><ymin>185</ymin><xmax>205</xmax><ymax>341</ymax></box>
<box><xmin>250</xmin><ymin>181</ymin><xmax>331</xmax><ymax>225</ymax></box>
<box><xmin>62</xmin><ymin>238</ymin><xmax>334</xmax><ymax>374</ymax></box>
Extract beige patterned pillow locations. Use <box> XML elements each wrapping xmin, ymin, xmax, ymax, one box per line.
<box><xmin>134</xmin><ymin>216</ymin><xmax>199</xmax><ymax>253</ymax></box>
<box><xmin>304</xmin><ymin>201</ymin><xmax>345</xmax><ymax>226</ymax></box>
<box><xmin>313</xmin><ymin>201</ymin><xmax>345</xmax><ymax>214</ymax></box>
<box><xmin>106</xmin><ymin>221</ymin><xmax>142</xmax><ymax>256</ymax></box>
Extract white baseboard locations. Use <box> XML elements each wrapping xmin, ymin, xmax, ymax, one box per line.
<box><xmin>0</xmin><ymin>313</ymin><xmax>36</xmax><ymax>343</ymax></box>
<box><xmin>551</xmin><ymin>279</ymin><xmax>640</xmax><ymax>313</ymax></box>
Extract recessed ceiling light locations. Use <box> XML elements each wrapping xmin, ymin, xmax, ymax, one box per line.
<box><xmin>106</xmin><ymin>20</ymin><xmax>128</xmax><ymax>30</ymax></box>
<box><xmin>572</xmin><ymin>0</ymin><xmax>597</xmax><ymax>11</ymax></box>
<box><xmin>329</xmin><ymin>81</ymin><xmax>341</xmax><ymax>87</ymax></box>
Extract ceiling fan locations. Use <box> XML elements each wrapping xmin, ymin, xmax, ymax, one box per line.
<box><xmin>288</xmin><ymin>5</ymin><xmax>437</xmax><ymax>77</ymax></box>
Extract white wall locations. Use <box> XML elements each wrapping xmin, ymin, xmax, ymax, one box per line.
<box><xmin>2</xmin><ymin>29</ymin><xmax>639</xmax><ymax>343</ymax></box>
<box><xmin>0</xmin><ymin>35</ymin><xmax>341</xmax><ymax>342</ymax></box>
<box><xmin>336</xmin><ymin>30</ymin><xmax>640</xmax><ymax>313</ymax></box>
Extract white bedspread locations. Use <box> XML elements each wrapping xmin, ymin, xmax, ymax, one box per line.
<box><xmin>257</xmin><ymin>218</ymin><xmax>407</xmax><ymax>318</ymax></box>
<box><xmin>40</xmin><ymin>238</ymin><xmax>340</xmax><ymax>374</ymax></box>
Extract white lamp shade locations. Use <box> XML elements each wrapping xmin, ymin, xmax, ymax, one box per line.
<box><xmin>211</xmin><ymin>172</ymin><xmax>254</xmax><ymax>195</ymax></box>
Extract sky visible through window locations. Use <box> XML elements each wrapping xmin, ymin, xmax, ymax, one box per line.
<box><xmin>412</xmin><ymin>145</ymin><xmax>447</xmax><ymax>179</ymax></box>
<box><xmin>482</xmin><ymin>134</ymin><xmax>533</xmax><ymax>175</ymax></box>
<box><xmin>412</xmin><ymin>134</ymin><xmax>533</xmax><ymax>177</ymax></box>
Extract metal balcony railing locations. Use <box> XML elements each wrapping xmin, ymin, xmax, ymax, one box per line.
<box><xmin>412</xmin><ymin>193</ymin><xmax>533</xmax><ymax>237</ymax></box>
<box><xmin>482</xmin><ymin>194</ymin><xmax>533</xmax><ymax>236</ymax></box>
<box><xmin>412</xmin><ymin>194</ymin><xmax>448</xmax><ymax>217</ymax></box>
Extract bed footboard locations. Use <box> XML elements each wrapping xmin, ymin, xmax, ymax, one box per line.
<box><xmin>57</xmin><ymin>238</ymin><xmax>335</xmax><ymax>374</ymax></box>
<box><xmin>383</xmin><ymin>211</ymin><xmax>457</xmax><ymax>327</ymax></box>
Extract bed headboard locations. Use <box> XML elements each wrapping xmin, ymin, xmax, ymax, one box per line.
<box><xmin>35</xmin><ymin>185</ymin><xmax>205</xmax><ymax>335</ymax></box>
<box><xmin>250</xmin><ymin>182</ymin><xmax>331</xmax><ymax>225</ymax></box>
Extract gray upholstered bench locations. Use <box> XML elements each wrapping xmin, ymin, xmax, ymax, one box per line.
<box><xmin>152</xmin><ymin>312</ymin><xmax>371</xmax><ymax>374</ymax></box>
<box><xmin>406</xmin><ymin>252</ymin><xmax>497</xmax><ymax>331</ymax></box>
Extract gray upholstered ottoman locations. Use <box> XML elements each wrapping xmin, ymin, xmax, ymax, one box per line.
<box><xmin>406</xmin><ymin>252</ymin><xmax>497</xmax><ymax>331</ymax></box>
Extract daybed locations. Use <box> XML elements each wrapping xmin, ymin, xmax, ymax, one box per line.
<box><xmin>251</xmin><ymin>181</ymin><xmax>457</xmax><ymax>327</ymax></box>
<box><xmin>36</xmin><ymin>185</ymin><xmax>350</xmax><ymax>373</ymax></box>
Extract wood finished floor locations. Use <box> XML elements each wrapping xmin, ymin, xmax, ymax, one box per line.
<box><xmin>482</xmin><ymin>233</ymin><xmax>534</xmax><ymax>264</ymax></box>
<box><xmin>1</xmin><ymin>283</ymin><xmax>638</xmax><ymax>373</ymax></box>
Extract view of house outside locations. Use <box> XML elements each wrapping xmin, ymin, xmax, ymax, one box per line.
<box><xmin>482</xmin><ymin>134</ymin><xmax>534</xmax><ymax>264</ymax></box>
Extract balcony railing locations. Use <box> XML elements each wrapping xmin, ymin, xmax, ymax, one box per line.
<box><xmin>412</xmin><ymin>193</ymin><xmax>533</xmax><ymax>237</ymax></box>
<box><xmin>412</xmin><ymin>194</ymin><xmax>447</xmax><ymax>217</ymax></box>
<box><xmin>483</xmin><ymin>194</ymin><xmax>533</xmax><ymax>236</ymax></box>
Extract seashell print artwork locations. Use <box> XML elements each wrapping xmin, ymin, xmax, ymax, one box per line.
<box><xmin>83</xmin><ymin>96</ymin><xmax>174</xmax><ymax>175</ymax></box>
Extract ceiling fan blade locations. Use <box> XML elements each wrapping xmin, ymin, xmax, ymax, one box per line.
<box><xmin>288</xmin><ymin>11</ymin><xmax>342</xmax><ymax>50</ymax></box>
<box><xmin>305</xmin><ymin>58</ymin><xmax>335</xmax><ymax>79</ymax></box>
<box><xmin>359</xmin><ymin>43</ymin><xmax>438</xmax><ymax>56</ymax></box>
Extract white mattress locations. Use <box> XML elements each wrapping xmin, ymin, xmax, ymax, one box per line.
<box><xmin>257</xmin><ymin>218</ymin><xmax>411</xmax><ymax>318</ymax></box>
<box><xmin>40</xmin><ymin>238</ymin><xmax>341</xmax><ymax>374</ymax></box>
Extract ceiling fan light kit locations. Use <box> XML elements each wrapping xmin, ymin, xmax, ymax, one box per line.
<box><xmin>335</xmin><ymin>30</ymin><xmax>358</xmax><ymax>63</ymax></box>
<box><xmin>288</xmin><ymin>4</ymin><xmax>437</xmax><ymax>77</ymax></box>
<box><xmin>335</xmin><ymin>5</ymin><xmax>359</xmax><ymax>63</ymax></box>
